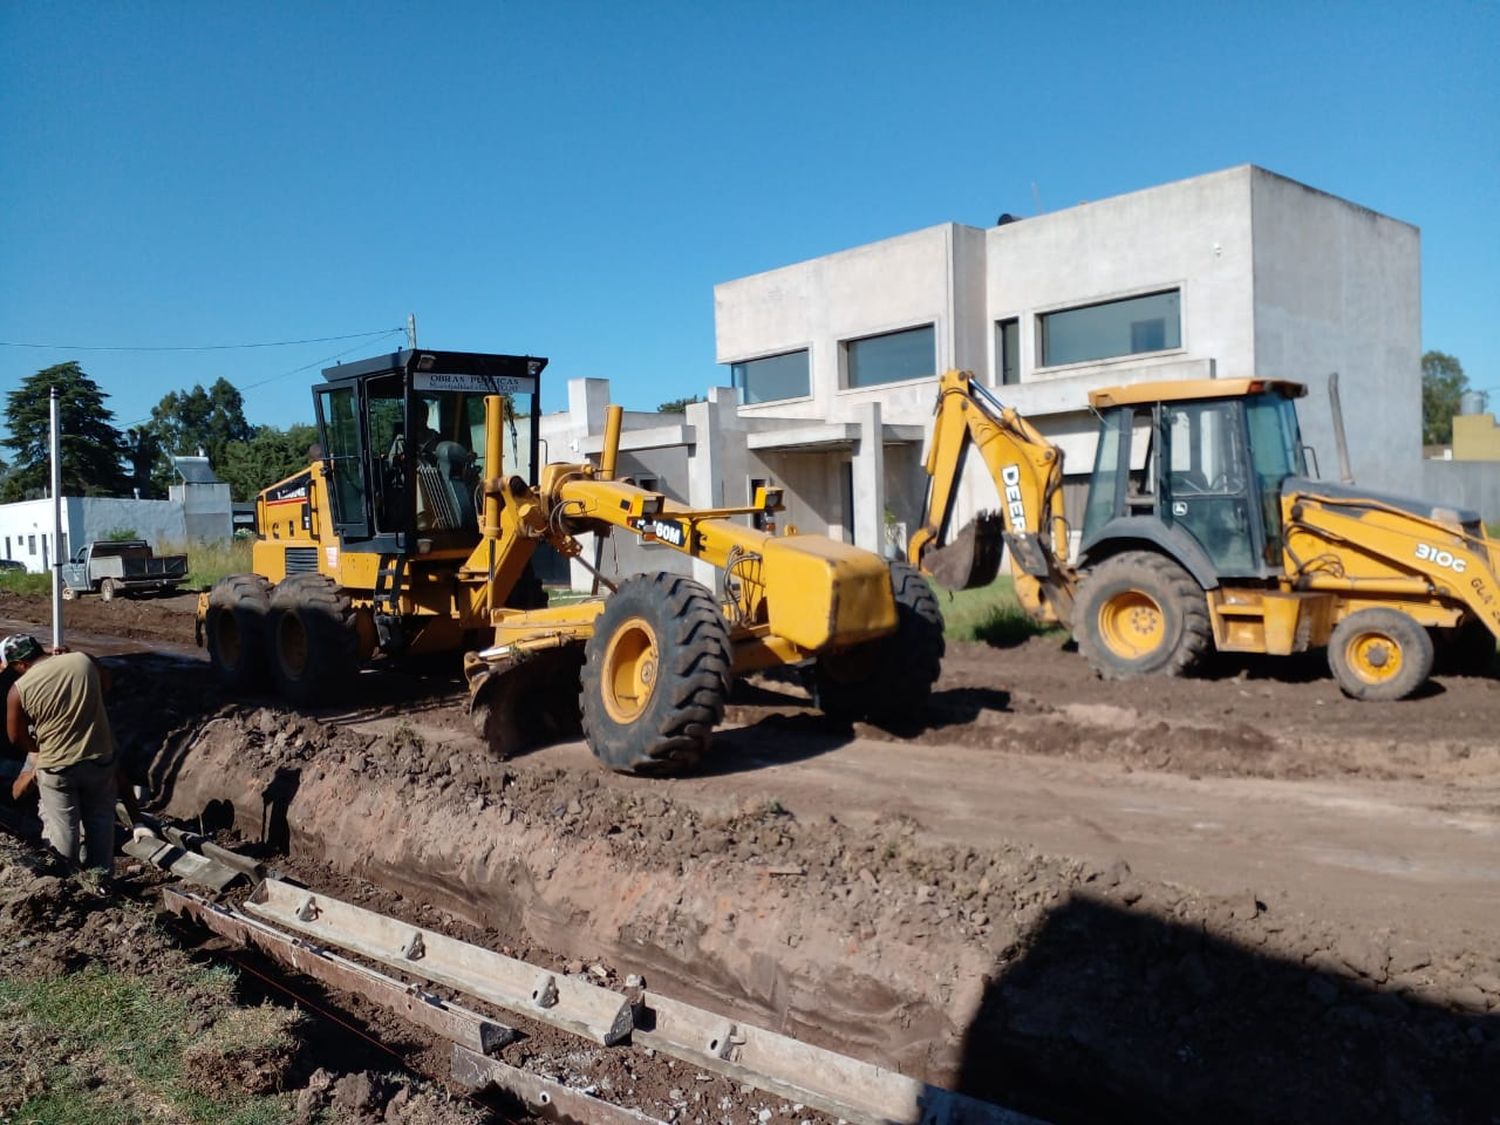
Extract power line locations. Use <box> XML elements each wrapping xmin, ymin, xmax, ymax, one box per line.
<box><xmin>0</xmin><ymin>328</ymin><xmax>402</xmax><ymax>352</ymax></box>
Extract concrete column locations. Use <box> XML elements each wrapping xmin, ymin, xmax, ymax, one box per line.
<box><xmin>685</xmin><ymin>395</ymin><xmax>725</xmax><ymax>590</ymax></box>
<box><xmin>852</xmin><ymin>402</ymin><xmax>886</xmax><ymax>556</ymax></box>
<box><xmin>567</xmin><ymin>378</ymin><xmax>612</xmax><ymax>591</ymax></box>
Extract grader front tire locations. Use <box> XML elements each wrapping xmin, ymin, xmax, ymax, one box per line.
<box><xmin>1328</xmin><ymin>608</ymin><xmax>1434</xmax><ymax>701</ymax></box>
<box><xmin>1075</xmin><ymin>551</ymin><xmax>1212</xmax><ymax>680</ymax></box>
<box><xmin>580</xmin><ymin>573</ymin><xmax>730</xmax><ymax>775</ymax></box>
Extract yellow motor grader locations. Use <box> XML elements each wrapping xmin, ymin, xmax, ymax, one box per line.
<box><xmin>910</xmin><ymin>369</ymin><xmax>1500</xmax><ymax>700</ymax></box>
<box><xmin>198</xmin><ymin>349</ymin><xmax>943</xmax><ymax>772</ymax></box>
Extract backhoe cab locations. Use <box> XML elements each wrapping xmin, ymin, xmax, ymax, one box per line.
<box><xmin>200</xmin><ymin>348</ymin><xmax>944</xmax><ymax>775</ymax></box>
<box><xmin>912</xmin><ymin>370</ymin><xmax>1500</xmax><ymax>700</ymax></box>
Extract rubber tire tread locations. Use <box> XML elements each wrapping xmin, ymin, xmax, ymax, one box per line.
<box><xmin>580</xmin><ymin>572</ymin><xmax>730</xmax><ymax>775</ymax></box>
<box><xmin>1075</xmin><ymin>550</ymin><xmax>1212</xmax><ymax>680</ymax></box>
<box><xmin>100</xmin><ymin>578</ymin><xmax>119</xmax><ymax>603</ymax></box>
<box><xmin>813</xmin><ymin>561</ymin><xmax>946</xmax><ymax>725</ymax></box>
<box><xmin>205</xmin><ymin>574</ymin><xmax>273</xmax><ymax>690</ymax></box>
<box><xmin>268</xmin><ymin>573</ymin><xmax>360</xmax><ymax>705</ymax></box>
<box><xmin>1328</xmin><ymin>608</ymin><xmax>1435</xmax><ymax>701</ymax></box>
<box><xmin>1436</xmin><ymin>617</ymin><xmax>1499</xmax><ymax>678</ymax></box>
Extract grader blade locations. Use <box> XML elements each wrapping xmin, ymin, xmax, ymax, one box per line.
<box><xmin>924</xmin><ymin>513</ymin><xmax>1005</xmax><ymax>590</ymax></box>
<box><xmin>468</xmin><ymin>647</ymin><xmax>584</xmax><ymax>758</ymax></box>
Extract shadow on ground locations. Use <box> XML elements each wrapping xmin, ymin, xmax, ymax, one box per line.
<box><xmin>956</xmin><ymin>893</ymin><xmax>1498</xmax><ymax>1124</ymax></box>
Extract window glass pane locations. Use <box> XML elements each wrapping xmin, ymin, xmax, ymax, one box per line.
<box><xmin>997</xmin><ymin>319</ymin><xmax>1020</xmax><ymax>385</ymax></box>
<box><xmin>1040</xmin><ymin>290</ymin><xmax>1181</xmax><ymax>366</ymax></box>
<box><xmin>1164</xmin><ymin>400</ymin><xmax>1256</xmax><ymax>571</ymax></box>
<box><xmin>317</xmin><ymin>387</ymin><xmax>366</xmax><ymax>527</ymax></box>
<box><xmin>1082</xmin><ymin>410</ymin><xmax>1127</xmax><ymax>542</ymax></box>
<box><xmin>846</xmin><ymin>325</ymin><xmax>935</xmax><ymax>389</ymax></box>
<box><xmin>731</xmin><ymin>350</ymin><xmax>809</xmax><ymax>404</ymax></box>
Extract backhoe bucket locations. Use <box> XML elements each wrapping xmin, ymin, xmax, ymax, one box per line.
<box><xmin>923</xmin><ymin>513</ymin><xmax>1005</xmax><ymax>590</ymax></box>
<box><xmin>467</xmin><ymin>647</ymin><xmax>584</xmax><ymax>758</ymax></box>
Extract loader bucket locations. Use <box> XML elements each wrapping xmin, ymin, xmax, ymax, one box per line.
<box><xmin>468</xmin><ymin>646</ymin><xmax>584</xmax><ymax>758</ymax></box>
<box><xmin>923</xmin><ymin>513</ymin><xmax>1005</xmax><ymax>590</ymax></box>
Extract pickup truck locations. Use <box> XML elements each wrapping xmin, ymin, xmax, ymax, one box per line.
<box><xmin>61</xmin><ymin>540</ymin><xmax>189</xmax><ymax>601</ymax></box>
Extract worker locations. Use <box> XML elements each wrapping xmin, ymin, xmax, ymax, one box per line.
<box><xmin>2</xmin><ymin>634</ymin><xmax>124</xmax><ymax>873</ymax></box>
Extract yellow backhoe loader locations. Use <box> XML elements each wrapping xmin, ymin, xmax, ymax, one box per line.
<box><xmin>198</xmin><ymin>349</ymin><xmax>943</xmax><ymax>773</ymax></box>
<box><xmin>910</xmin><ymin>369</ymin><xmax>1500</xmax><ymax>700</ymax></box>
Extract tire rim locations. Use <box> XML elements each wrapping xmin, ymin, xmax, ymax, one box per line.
<box><xmin>601</xmin><ymin>616</ymin><xmax>659</xmax><ymax>724</ymax></box>
<box><xmin>1345</xmin><ymin>630</ymin><xmax>1401</xmax><ymax>685</ymax></box>
<box><xmin>278</xmin><ymin>614</ymin><xmax>309</xmax><ymax>679</ymax></box>
<box><xmin>1098</xmin><ymin>589</ymin><xmax>1166</xmax><ymax>659</ymax></box>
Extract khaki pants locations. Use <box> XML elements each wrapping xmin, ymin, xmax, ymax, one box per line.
<box><xmin>37</xmin><ymin>757</ymin><xmax>118</xmax><ymax>873</ymax></box>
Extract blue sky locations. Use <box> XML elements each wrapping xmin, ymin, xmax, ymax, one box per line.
<box><xmin>2</xmin><ymin>1</ymin><xmax>1496</xmax><ymax>439</ymax></box>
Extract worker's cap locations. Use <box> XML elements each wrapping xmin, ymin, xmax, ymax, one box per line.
<box><xmin>0</xmin><ymin>634</ymin><xmax>44</xmax><ymax>667</ymax></box>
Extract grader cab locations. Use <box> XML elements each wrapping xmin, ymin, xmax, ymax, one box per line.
<box><xmin>199</xmin><ymin>348</ymin><xmax>944</xmax><ymax>773</ymax></box>
<box><xmin>910</xmin><ymin>370</ymin><xmax>1500</xmax><ymax>700</ymax></box>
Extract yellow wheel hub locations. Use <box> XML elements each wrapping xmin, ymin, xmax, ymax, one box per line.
<box><xmin>1345</xmin><ymin>631</ymin><xmax>1402</xmax><ymax>684</ymax></box>
<box><xmin>1098</xmin><ymin>590</ymin><xmax>1167</xmax><ymax>659</ymax></box>
<box><xmin>601</xmin><ymin>616</ymin><xmax>659</xmax><ymax>724</ymax></box>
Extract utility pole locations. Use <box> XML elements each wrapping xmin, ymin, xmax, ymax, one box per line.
<box><xmin>406</xmin><ymin>313</ymin><xmax>418</xmax><ymax>350</ymax></box>
<box><xmin>49</xmin><ymin>386</ymin><xmax>63</xmax><ymax>650</ymax></box>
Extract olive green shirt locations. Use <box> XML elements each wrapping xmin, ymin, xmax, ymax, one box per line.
<box><xmin>16</xmin><ymin>653</ymin><xmax>115</xmax><ymax>770</ymax></box>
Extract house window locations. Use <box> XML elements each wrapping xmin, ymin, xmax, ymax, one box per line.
<box><xmin>1039</xmin><ymin>289</ymin><xmax>1181</xmax><ymax>367</ymax></box>
<box><xmin>731</xmin><ymin>350</ymin><xmax>810</xmax><ymax>405</ymax></box>
<box><xmin>996</xmin><ymin>318</ymin><xmax>1020</xmax><ymax>386</ymax></box>
<box><xmin>844</xmin><ymin>324</ymin><xmax>935</xmax><ymax>389</ymax></box>
<box><xmin>27</xmin><ymin>535</ymin><xmax>36</xmax><ymax>555</ymax></box>
<box><xmin>3</xmin><ymin>537</ymin><xmax>9</xmax><ymax>558</ymax></box>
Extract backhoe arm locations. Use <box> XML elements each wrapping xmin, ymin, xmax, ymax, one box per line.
<box><xmin>909</xmin><ymin>371</ymin><xmax>1074</xmax><ymax>622</ymax></box>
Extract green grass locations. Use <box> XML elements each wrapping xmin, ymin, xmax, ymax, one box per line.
<box><xmin>0</xmin><ymin>963</ymin><xmax>297</xmax><ymax>1124</ymax></box>
<box><xmin>932</xmin><ymin>574</ymin><xmax>1063</xmax><ymax>646</ymax></box>
<box><xmin>160</xmin><ymin>538</ymin><xmax>254</xmax><ymax>592</ymax></box>
<box><xmin>0</xmin><ymin>569</ymin><xmax>53</xmax><ymax>597</ymax></box>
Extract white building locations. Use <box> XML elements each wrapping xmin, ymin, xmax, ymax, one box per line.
<box><xmin>541</xmin><ymin>164</ymin><xmax>1453</xmax><ymax>590</ymax></box>
<box><xmin>0</xmin><ymin>456</ymin><xmax>232</xmax><ymax>573</ymax></box>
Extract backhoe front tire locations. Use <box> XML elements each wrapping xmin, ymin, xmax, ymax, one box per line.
<box><xmin>1329</xmin><ymin>608</ymin><xmax>1434</xmax><ymax>701</ymax></box>
<box><xmin>813</xmin><ymin>561</ymin><xmax>945</xmax><ymax>725</ymax></box>
<box><xmin>581</xmin><ymin>573</ymin><xmax>730</xmax><ymax>775</ymax></box>
<box><xmin>269</xmin><ymin>574</ymin><xmax>360</xmax><ymax>705</ymax></box>
<box><xmin>1075</xmin><ymin>551</ymin><xmax>1212</xmax><ymax>679</ymax></box>
<box><xmin>205</xmin><ymin>574</ymin><xmax>273</xmax><ymax>690</ymax></box>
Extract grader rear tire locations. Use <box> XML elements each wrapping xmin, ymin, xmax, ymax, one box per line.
<box><xmin>268</xmin><ymin>574</ymin><xmax>360</xmax><ymax>705</ymax></box>
<box><xmin>1075</xmin><ymin>551</ymin><xmax>1212</xmax><ymax>679</ymax></box>
<box><xmin>205</xmin><ymin>574</ymin><xmax>273</xmax><ymax>690</ymax></box>
<box><xmin>813</xmin><ymin>561</ymin><xmax>945</xmax><ymax>725</ymax></box>
<box><xmin>580</xmin><ymin>573</ymin><xmax>730</xmax><ymax>775</ymax></box>
<box><xmin>1329</xmin><ymin>608</ymin><xmax>1434</xmax><ymax>701</ymax></box>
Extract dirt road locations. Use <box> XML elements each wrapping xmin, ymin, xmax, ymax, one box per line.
<box><xmin>3</xmin><ymin>589</ymin><xmax>1497</xmax><ymax>1122</ymax></box>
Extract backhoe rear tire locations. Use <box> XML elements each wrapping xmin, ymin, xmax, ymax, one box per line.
<box><xmin>269</xmin><ymin>574</ymin><xmax>360</xmax><ymax>705</ymax></box>
<box><xmin>205</xmin><ymin>574</ymin><xmax>273</xmax><ymax>690</ymax></box>
<box><xmin>581</xmin><ymin>572</ymin><xmax>730</xmax><ymax>775</ymax></box>
<box><xmin>1075</xmin><ymin>551</ymin><xmax>1212</xmax><ymax>679</ymax></box>
<box><xmin>1329</xmin><ymin>608</ymin><xmax>1434</xmax><ymax>701</ymax></box>
<box><xmin>813</xmin><ymin>561</ymin><xmax>945</xmax><ymax>725</ymax></box>
<box><xmin>1435</xmin><ymin>617</ymin><xmax>1498</xmax><ymax>678</ymax></box>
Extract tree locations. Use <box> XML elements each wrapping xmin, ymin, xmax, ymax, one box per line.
<box><xmin>1422</xmin><ymin>350</ymin><xmax>1468</xmax><ymax>446</ymax></box>
<box><xmin>1</xmin><ymin>362</ymin><xmax>130</xmax><ymax>501</ymax></box>
<box><xmin>217</xmin><ymin>423</ymin><xmax>320</xmax><ymax>502</ymax></box>
<box><xmin>657</xmin><ymin>394</ymin><xmax>704</xmax><ymax>414</ymax></box>
<box><xmin>147</xmin><ymin>377</ymin><xmax>254</xmax><ymax>491</ymax></box>
<box><xmin>124</xmin><ymin>426</ymin><xmax>165</xmax><ymax>499</ymax></box>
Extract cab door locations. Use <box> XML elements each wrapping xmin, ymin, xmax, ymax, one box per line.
<box><xmin>314</xmin><ymin>380</ymin><xmax>372</xmax><ymax>541</ymax></box>
<box><xmin>1160</xmin><ymin>400</ymin><xmax>1262</xmax><ymax>575</ymax></box>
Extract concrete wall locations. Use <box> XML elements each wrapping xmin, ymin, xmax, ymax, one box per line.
<box><xmin>1453</xmin><ymin>413</ymin><xmax>1500</xmax><ymax>461</ymax></box>
<box><xmin>1250</xmin><ymin>168</ymin><xmax>1422</xmax><ymax>495</ymax></box>
<box><xmin>1419</xmin><ymin>462</ymin><xmax>1500</xmax><ymax>523</ymax></box>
